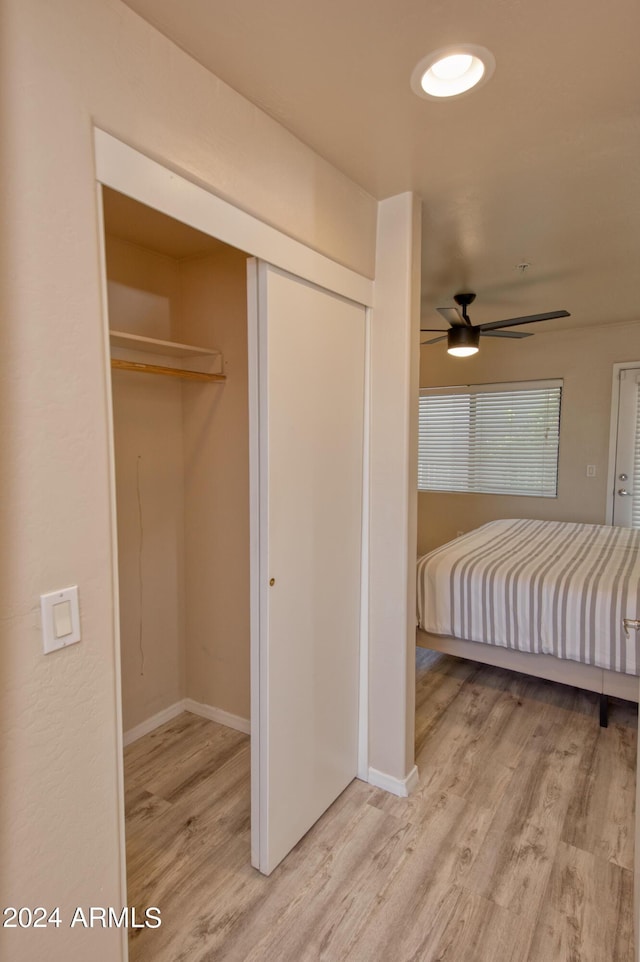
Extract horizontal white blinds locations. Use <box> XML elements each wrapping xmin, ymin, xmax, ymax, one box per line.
<box><xmin>418</xmin><ymin>382</ymin><xmax>562</xmax><ymax>497</ymax></box>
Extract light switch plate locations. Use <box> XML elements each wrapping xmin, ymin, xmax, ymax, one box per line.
<box><xmin>41</xmin><ymin>586</ymin><xmax>81</xmax><ymax>654</ymax></box>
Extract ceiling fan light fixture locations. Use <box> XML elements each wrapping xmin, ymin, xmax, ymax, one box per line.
<box><xmin>447</xmin><ymin>326</ymin><xmax>480</xmax><ymax>357</ymax></box>
<box><xmin>411</xmin><ymin>45</ymin><xmax>495</xmax><ymax>100</ymax></box>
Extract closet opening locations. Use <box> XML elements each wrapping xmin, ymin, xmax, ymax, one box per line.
<box><xmin>101</xmin><ymin>187</ymin><xmax>252</xmax><ymax>952</ymax></box>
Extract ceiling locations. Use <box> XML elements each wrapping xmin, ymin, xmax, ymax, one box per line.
<box><xmin>122</xmin><ymin>0</ymin><xmax>640</xmax><ymax>336</ymax></box>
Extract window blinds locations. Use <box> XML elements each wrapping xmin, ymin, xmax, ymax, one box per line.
<box><xmin>418</xmin><ymin>380</ymin><xmax>562</xmax><ymax>497</ymax></box>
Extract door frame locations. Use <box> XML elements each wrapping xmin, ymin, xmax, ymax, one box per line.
<box><xmin>94</xmin><ymin>129</ymin><xmax>374</xmax><ymax>915</ymax></box>
<box><xmin>605</xmin><ymin>361</ymin><xmax>640</xmax><ymax>523</ymax></box>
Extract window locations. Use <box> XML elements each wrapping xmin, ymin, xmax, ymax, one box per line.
<box><xmin>418</xmin><ymin>379</ymin><xmax>562</xmax><ymax>497</ymax></box>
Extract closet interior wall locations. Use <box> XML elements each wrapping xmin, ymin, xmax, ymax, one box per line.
<box><xmin>104</xmin><ymin>194</ymin><xmax>250</xmax><ymax>736</ymax></box>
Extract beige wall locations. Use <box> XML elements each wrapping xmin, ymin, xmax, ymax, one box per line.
<box><xmin>107</xmin><ymin>237</ymin><xmax>186</xmax><ymax>732</ymax></box>
<box><xmin>369</xmin><ymin>194</ymin><xmax>422</xmax><ymax>782</ymax></box>
<box><xmin>179</xmin><ymin>247</ymin><xmax>251</xmax><ymax>720</ymax></box>
<box><xmin>112</xmin><ymin>371</ymin><xmax>187</xmax><ymax>730</ymax></box>
<box><xmin>107</xmin><ymin>234</ymin><xmax>250</xmax><ymax>731</ymax></box>
<box><xmin>418</xmin><ymin>320</ymin><xmax>640</xmax><ymax>554</ymax></box>
<box><xmin>105</xmin><ymin>236</ymin><xmax>179</xmax><ymax>339</ymax></box>
<box><xmin>1</xmin><ymin>1</ymin><xmax>377</xmax><ymax>959</ymax></box>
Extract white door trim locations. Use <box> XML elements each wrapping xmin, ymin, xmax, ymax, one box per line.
<box><xmin>357</xmin><ymin>306</ymin><xmax>372</xmax><ymax>780</ymax></box>
<box><xmin>93</xmin><ymin>129</ymin><xmax>373</xmax><ymax>308</ymax></box>
<box><xmin>94</xmin><ymin>183</ymin><xmax>129</xmax><ymax>962</ymax></box>
<box><xmin>605</xmin><ymin>361</ymin><xmax>640</xmax><ymax>524</ymax></box>
<box><xmin>246</xmin><ymin>258</ymin><xmax>262</xmax><ymax>868</ymax></box>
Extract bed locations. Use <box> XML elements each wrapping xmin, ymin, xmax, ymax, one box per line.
<box><xmin>416</xmin><ymin>519</ymin><xmax>640</xmax><ymax>720</ymax></box>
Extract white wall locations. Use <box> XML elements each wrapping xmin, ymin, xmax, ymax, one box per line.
<box><xmin>0</xmin><ymin>2</ymin><xmax>378</xmax><ymax>960</ymax></box>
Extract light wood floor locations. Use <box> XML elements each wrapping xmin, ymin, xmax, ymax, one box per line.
<box><xmin>124</xmin><ymin>649</ymin><xmax>637</xmax><ymax>961</ymax></box>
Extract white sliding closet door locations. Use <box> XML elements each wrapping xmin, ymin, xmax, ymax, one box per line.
<box><xmin>248</xmin><ymin>261</ymin><xmax>365</xmax><ymax>875</ymax></box>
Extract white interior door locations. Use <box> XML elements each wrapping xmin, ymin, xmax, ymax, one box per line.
<box><xmin>248</xmin><ymin>260</ymin><xmax>365</xmax><ymax>876</ymax></box>
<box><xmin>612</xmin><ymin>366</ymin><xmax>640</xmax><ymax>527</ymax></box>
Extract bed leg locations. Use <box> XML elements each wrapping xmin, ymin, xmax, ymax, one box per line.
<box><xmin>599</xmin><ymin>693</ymin><xmax>609</xmax><ymax>728</ymax></box>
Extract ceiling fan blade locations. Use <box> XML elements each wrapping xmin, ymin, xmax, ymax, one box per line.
<box><xmin>420</xmin><ymin>328</ymin><xmax>449</xmax><ymax>332</ymax></box>
<box><xmin>481</xmin><ymin>330</ymin><xmax>533</xmax><ymax>339</ymax></box>
<box><xmin>479</xmin><ymin>310</ymin><xmax>570</xmax><ymax>332</ymax></box>
<box><xmin>437</xmin><ymin>307</ymin><xmax>467</xmax><ymax>326</ymax></box>
<box><xmin>422</xmin><ymin>335</ymin><xmax>447</xmax><ymax>345</ymax></box>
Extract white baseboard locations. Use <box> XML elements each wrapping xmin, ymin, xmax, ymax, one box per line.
<box><xmin>184</xmin><ymin>698</ymin><xmax>251</xmax><ymax>735</ymax></box>
<box><xmin>123</xmin><ymin>700</ymin><xmax>188</xmax><ymax>747</ymax></box>
<box><xmin>123</xmin><ymin>698</ymin><xmax>251</xmax><ymax>746</ymax></box>
<box><xmin>368</xmin><ymin>764</ymin><xmax>420</xmax><ymax>797</ymax></box>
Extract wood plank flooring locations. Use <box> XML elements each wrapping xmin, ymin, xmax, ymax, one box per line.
<box><xmin>124</xmin><ymin>649</ymin><xmax>636</xmax><ymax>961</ymax></box>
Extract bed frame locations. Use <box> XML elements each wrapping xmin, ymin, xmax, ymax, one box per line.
<box><xmin>417</xmin><ymin>628</ymin><xmax>639</xmax><ymax>726</ymax></box>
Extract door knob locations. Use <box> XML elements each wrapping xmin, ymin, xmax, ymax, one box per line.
<box><xmin>618</xmin><ymin>489</ymin><xmax>632</xmax><ymax>496</ymax></box>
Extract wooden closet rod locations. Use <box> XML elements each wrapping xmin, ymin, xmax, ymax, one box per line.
<box><xmin>111</xmin><ymin>358</ymin><xmax>226</xmax><ymax>382</ymax></box>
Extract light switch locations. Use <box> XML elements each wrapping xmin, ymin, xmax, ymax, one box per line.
<box><xmin>53</xmin><ymin>600</ymin><xmax>73</xmax><ymax>638</ymax></box>
<box><xmin>41</xmin><ymin>586</ymin><xmax>81</xmax><ymax>654</ymax></box>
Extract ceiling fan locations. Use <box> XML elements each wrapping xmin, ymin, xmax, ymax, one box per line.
<box><xmin>421</xmin><ymin>293</ymin><xmax>570</xmax><ymax>356</ymax></box>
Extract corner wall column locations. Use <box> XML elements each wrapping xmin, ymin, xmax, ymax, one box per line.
<box><xmin>367</xmin><ymin>192</ymin><xmax>422</xmax><ymax>793</ymax></box>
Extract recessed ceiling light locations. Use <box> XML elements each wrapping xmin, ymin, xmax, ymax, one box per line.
<box><xmin>411</xmin><ymin>45</ymin><xmax>495</xmax><ymax>100</ymax></box>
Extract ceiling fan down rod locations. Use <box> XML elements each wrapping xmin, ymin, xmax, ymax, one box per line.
<box><xmin>453</xmin><ymin>292</ymin><xmax>476</xmax><ymax>326</ymax></box>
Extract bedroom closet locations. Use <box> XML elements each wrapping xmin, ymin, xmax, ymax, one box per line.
<box><xmin>102</xmin><ymin>185</ymin><xmax>251</xmax><ymax>766</ymax></box>
<box><xmin>98</xmin><ymin>133</ymin><xmax>369</xmax><ymax>905</ymax></box>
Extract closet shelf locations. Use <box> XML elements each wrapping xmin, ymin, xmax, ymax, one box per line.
<box><xmin>109</xmin><ymin>330</ymin><xmax>226</xmax><ymax>382</ymax></box>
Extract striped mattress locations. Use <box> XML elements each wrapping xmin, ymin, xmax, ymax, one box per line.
<box><xmin>417</xmin><ymin>518</ymin><xmax>640</xmax><ymax>675</ymax></box>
